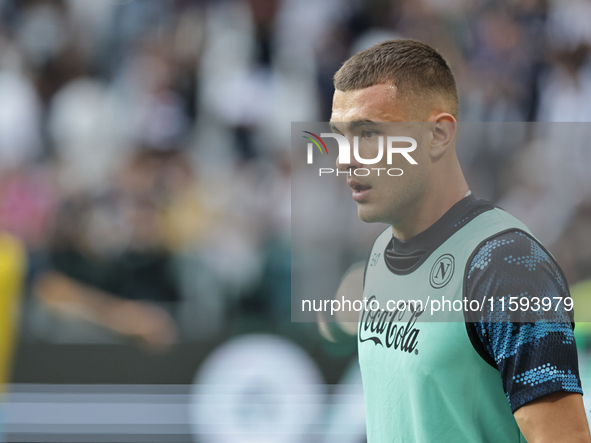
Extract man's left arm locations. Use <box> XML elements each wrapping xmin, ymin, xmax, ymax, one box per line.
<box><xmin>514</xmin><ymin>391</ymin><xmax>591</xmax><ymax>443</ymax></box>
<box><xmin>467</xmin><ymin>230</ymin><xmax>591</xmax><ymax>442</ymax></box>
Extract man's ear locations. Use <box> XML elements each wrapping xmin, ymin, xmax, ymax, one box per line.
<box><xmin>430</xmin><ymin>114</ymin><xmax>457</xmax><ymax>159</ymax></box>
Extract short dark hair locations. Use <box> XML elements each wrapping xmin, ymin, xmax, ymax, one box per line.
<box><xmin>334</xmin><ymin>39</ymin><xmax>459</xmax><ymax>118</ymax></box>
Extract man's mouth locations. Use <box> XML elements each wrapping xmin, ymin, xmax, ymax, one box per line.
<box><xmin>348</xmin><ymin>180</ymin><xmax>372</xmax><ymax>202</ymax></box>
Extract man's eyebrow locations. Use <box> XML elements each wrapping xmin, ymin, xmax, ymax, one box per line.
<box><xmin>329</xmin><ymin>121</ymin><xmax>380</xmax><ymax>133</ymax></box>
<box><xmin>329</xmin><ymin>122</ymin><xmax>344</xmax><ymax>134</ymax></box>
<box><xmin>348</xmin><ymin>121</ymin><xmax>379</xmax><ymax>131</ymax></box>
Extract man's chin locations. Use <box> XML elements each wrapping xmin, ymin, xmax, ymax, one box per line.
<box><xmin>357</xmin><ymin>207</ymin><xmax>381</xmax><ymax>224</ymax></box>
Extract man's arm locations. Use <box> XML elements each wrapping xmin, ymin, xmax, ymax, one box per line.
<box><xmin>34</xmin><ymin>271</ymin><xmax>177</xmax><ymax>351</ymax></box>
<box><xmin>514</xmin><ymin>392</ymin><xmax>591</xmax><ymax>443</ymax></box>
<box><xmin>466</xmin><ymin>229</ymin><xmax>589</xmax><ymax>440</ymax></box>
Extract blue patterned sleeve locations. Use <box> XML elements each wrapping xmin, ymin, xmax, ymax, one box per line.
<box><xmin>466</xmin><ymin>230</ymin><xmax>583</xmax><ymax>413</ymax></box>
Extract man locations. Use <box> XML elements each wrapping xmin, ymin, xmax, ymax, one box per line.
<box><xmin>330</xmin><ymin>39</ymin><xmax>590</xmax><ymax>442</ymax></box>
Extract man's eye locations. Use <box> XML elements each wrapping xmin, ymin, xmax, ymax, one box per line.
<box><xmin>361</xmin><ymin>130</ymin><xmax>378</xmax><ymax>139</ymax></box>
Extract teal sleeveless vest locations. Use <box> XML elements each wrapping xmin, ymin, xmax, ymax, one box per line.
<box><xmin>359</xmin><ymin>208</ymin><xmax>530</xmax><ymax>442</ymax></box>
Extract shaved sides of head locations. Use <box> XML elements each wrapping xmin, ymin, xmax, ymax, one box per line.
<box><xmin>334</xmin><ymin>39</ymin><xmax>459</xmax><ymax>119</ymax></box>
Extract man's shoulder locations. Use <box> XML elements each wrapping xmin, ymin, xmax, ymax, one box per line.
<box><xmin>468</xmin><ymin>228</ymin><xmax>557</xmax><ymax>276</ymax></box>
<box><xmin>463</xmin><ymin>205</ymin><xmax>531</xmax><ymax>237</ymax></box>
<box><xmin>466</xmin><ymin>228</ymin><xmax>570</xmax><ymax>315</ymax></box>
<box><xmin>461</xmin><ymin>205</ymin><xmax>538</xmax><ymax>265</ymax></box>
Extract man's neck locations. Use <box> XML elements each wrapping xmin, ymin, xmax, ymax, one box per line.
<box><xmin>391</xmin><ymin>178</ymin><xmax>469</xmax><ymax>241</ymax></box>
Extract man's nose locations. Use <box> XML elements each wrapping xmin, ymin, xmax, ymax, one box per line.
<box><xmin>336</xmin><ymin>137</ymin><xmax>361</xmax><ymax>171</ymax></box>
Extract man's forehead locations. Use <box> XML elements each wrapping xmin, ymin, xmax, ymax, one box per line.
<box><xmin>330</xmin><ymin>84</ymin><xmax>406</xmax><ymax>124</ymax></box>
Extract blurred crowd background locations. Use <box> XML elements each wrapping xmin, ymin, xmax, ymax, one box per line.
<box><xmin>0</xmin><ymin>0</ymin><xmax>590</xmax><ymax>441</ymax></box>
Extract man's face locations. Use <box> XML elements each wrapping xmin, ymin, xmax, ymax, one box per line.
<box><xmin>330</xmin><ymin>84</ymin><xmax>432</xmax><ymax>226</ymax></box>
